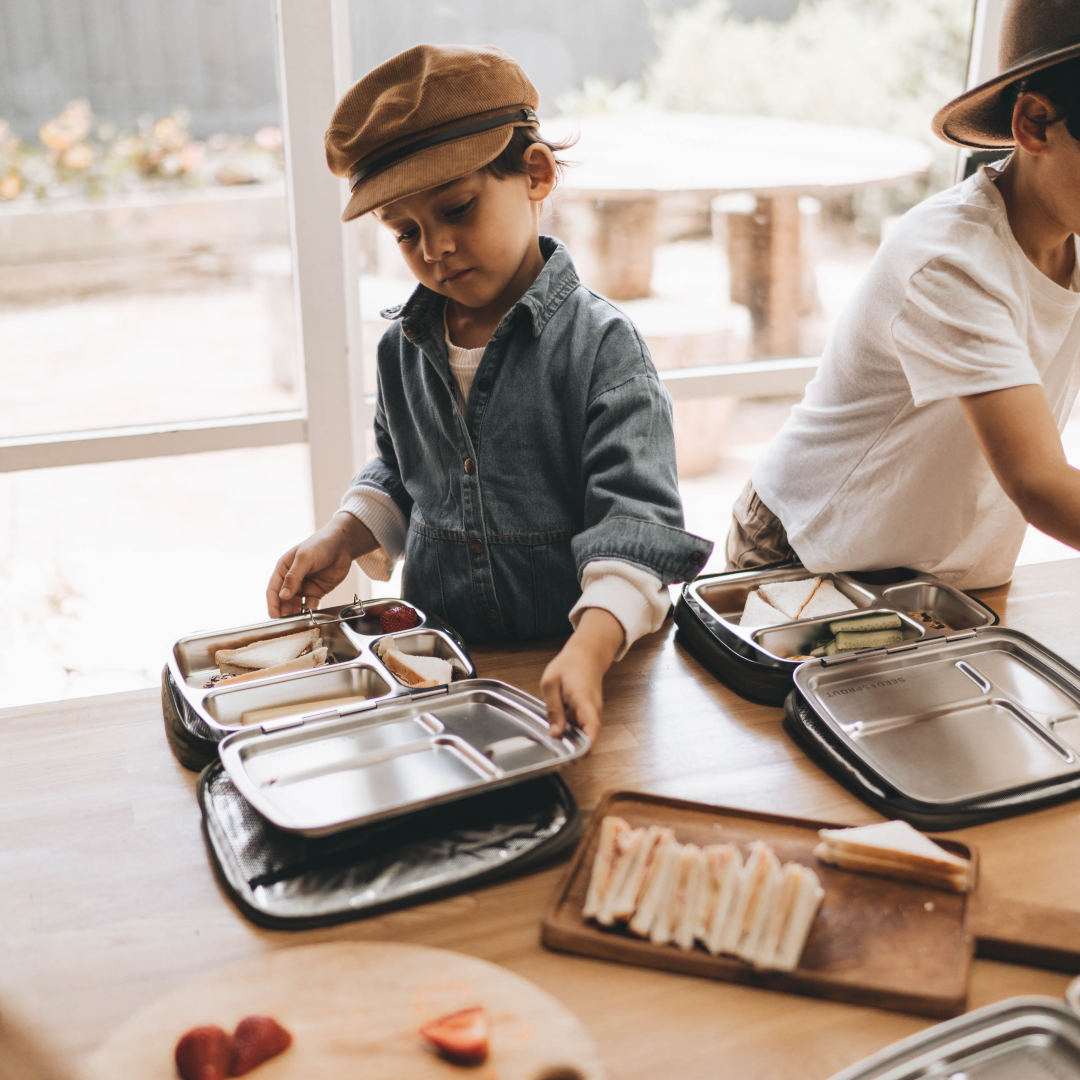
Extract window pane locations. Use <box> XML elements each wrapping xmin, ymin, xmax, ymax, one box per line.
<box><xmin>0</xmin><ymin>445</ymin><xmax>313</xmax><ymax>708</ymax></box>
<box><xmin>0</xmin><ymin>0</ymin><xmax>300</xmax><ymax>437</ymax></box>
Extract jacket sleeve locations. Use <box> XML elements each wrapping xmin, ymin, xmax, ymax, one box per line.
<box><xmin>570</xmin><ymin>319</ymin><xmax>713</xmax><ymax>585</ymax></box>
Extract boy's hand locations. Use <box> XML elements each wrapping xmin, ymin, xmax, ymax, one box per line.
<box><xmin>266</xmin><ymin>513</ymin><xmax>377</xmax><ymax>617</ymax></box>
<box><xmin>539</xmin><ymin>608</ymin><xmax>625</xmax><ymax>747</ymax></box>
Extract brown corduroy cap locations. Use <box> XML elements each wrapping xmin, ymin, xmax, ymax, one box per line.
<box><xmin>933</xmin><ymin>0</ymin><xmax>1080</xmax><ymax>148</ymax></box>
<box><xmin>326</xmin><ymin>44</ymin><xmax>540</xmax><ymax>222</ymax></box>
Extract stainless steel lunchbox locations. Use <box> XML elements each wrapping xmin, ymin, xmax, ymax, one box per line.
<box><xmin>674</xmin><ymin>561</ymin><xmax>998</xmax><ymax>706</ymax></box>
<box><xmin>828</xmin><ymin>995</ymin><xmax>1080</xmax><ymax>1079</ymax></box>
<box><xmin>785</xmin><ymin>625</ymin><xmax>1080</xmax><ymax>829</ymax></box>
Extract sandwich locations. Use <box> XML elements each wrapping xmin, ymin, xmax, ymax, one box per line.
<box><xmin>733</xmin><ymin>844</ymin><xmax>784</xmax><ymax>963</ymax></box>
<box><xmin>628</xmin><ymin>839</ymin><xmax>682</xmax><ymax>939</ymax></box>
<box><xmin>205</xmin><ymin>628</ymin><xmax>328</xmax><ymax>686</ymax></box>
<box><xmin>701</xmin><ymin>844</ymin><xmax>744</xmax><ymax>955</ymax></box>
<box><xmin>741</xmin><ymin>591</ymin><xmax>789</xmax><ymax>627</ymax></box>
<box><xmin>814</xmin><ymin>819</ymin><xmax>971</xmax><ymax>892</ymax></box>
<box><xmin>602</xmin><ymin>825</ymin><xmax>672</xmax><ymax>925</ymax></box>
<box><xmin>798</xmin><ymin>580</ymin><xmax>855</xmax><ymax>620</ymax></box>
<box><xmin>759</xmin><ymin>578</ymin><xmax>821</xmax><ymax>620</ymax></box>
<box><xmin>374</xmin><ymin>637</ymin><xmax>453</xmax><ymax>688</ymax></box>
<box><xmin>768</xmin><ymin>863</ymin><xmax>825</xmax><ymax>972</ymax></box>
<box><xmin>672</xmin><ymin>845</ymin><xmax>709</xmax><ymax>951</ymax></box>
<box><xmin>650</xmin><ymin>843</ymin><xmax>701</xmax><ymax>947</ymax></box>
<box><xmin>583</xmin><ymin>816</ymin><xmax>634</xmax><ymax>920</ymax></box>
<box><xmin>739</xmin><ymin>576</ymin><xmax>855</xmax><ymax>629</ymax></box>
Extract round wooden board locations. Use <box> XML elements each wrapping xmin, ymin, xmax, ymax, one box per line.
<box><xmin>84</xmin><ymin>942</ymin><xmax>605</xmax><ymax>1080</ymax></box>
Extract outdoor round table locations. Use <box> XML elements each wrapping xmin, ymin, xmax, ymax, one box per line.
<box><xmin>544</xmin><ymin>113</ymin><xmax>933</xmax><ymax>356</ymax></box>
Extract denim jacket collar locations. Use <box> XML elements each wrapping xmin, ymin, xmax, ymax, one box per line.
<box><xmin>380</xmin><ymin>235</ymin><xmax>580</xmax><ymax>346</ymax></box>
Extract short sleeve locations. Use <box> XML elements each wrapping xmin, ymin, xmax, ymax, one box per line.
<box><xmin>892</xmin><ymin>256</ymin><xmax>1040</xmax><ymax>408</ymax></box>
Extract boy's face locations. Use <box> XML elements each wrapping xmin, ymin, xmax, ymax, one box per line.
<box><xmin>373</xmin><ymin>159</ymin><xmax>550</xmax><ymax>311</ymax></box>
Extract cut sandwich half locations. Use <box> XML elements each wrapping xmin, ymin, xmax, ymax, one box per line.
<box><xmin>740</xmin><ymin>591</ymin><xmax>788</xmax><ymax>628</ymax></box>
<box><xmin>214</xmin><ymin>647</ymin><xmax>328</xmax><ymax>686</ymax></box>
<box><xmin>672</xmin><ymin>846</ymin><xmax>708</xmax><ymax>951</ymax></box>
<box><xmin>375</xmin><ymin>637</ymin><xmax>453</xmax><ymax>688</ymax></box>
<box><xmin>734</xmin><ymin>846</ymin><xmax>783</xmax><ymax>963</ymax></box>
<box><xmin>583</xmin><ymin>816</ymin><xmax>633</xmax><ymax>921</ymax></box>
<box><xmin>628</xmin><ymin>838</ymin><xmax>680</xmax><ymax>939</ymax></box>
<box><xmin>759</xmin><ymin>578</ymin><xmax>821</xmax><ymax>620</ymax></box>
<box><xmin>596</xmin><ymin>827</ymin><xmax>647</xmax><ymax>926</ymax></box>
<box><xmin>649</xmin><ymin>843</ymin><xmax>698</xmax><ymax>946</ymax></box>
<box><xmin>718</xmin><ymin>842</ymin><xmax>774</xmax><ymax>955</ymax></box>
<box><xmin>815</xmin><ymin>820</ymin><xmax>970</xmax><ymax>892</ymax></box>
<box><xmin>216</xmin><ymin>628</ymin><xmax>322</xmax><ymax>672</ymax></box>
<box><xmin>772</xmin><ymin>864</ymin><xmax>825</xmax><ymax>972</ymax></box>
<box><xmin>606</xmin><ymin>826</ymin><xmax>672</xmax><ymax>924</ymax></box>
<box><xmin>701</xmin><ymin>844</ymin><xmax>744</xmax><ymax>955</ymax></box>
<box><xmin>799</xmin><ymin>580</ymin><xmax>855</xmax><ymax>620</ymax></box>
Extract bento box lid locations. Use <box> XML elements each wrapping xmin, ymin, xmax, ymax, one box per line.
<box><xmin>216</xmin><ymin>678</ymin><xmax>589</xmax><ymax>836</ymax></box>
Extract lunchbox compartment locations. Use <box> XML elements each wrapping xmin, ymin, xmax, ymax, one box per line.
<box><xmin>752</xmin><ymin>609</ymin><xmax>924</xmax><ymax>661</ymax></box>
<box><xmin>696</xmin><ymin>569</ymin><xmax>874</xmax><ymax>623</ymax></box>
<box><xmin>881</xmin><ymin>582</ymin><xmax>994</xmax><ymax>632</ymax></box>
<box><xmin>174</xmin><ymin>618</ymin><xmax>361</xmax><ymax>689</ymax></box>
<box><xmin>373</xmin><ymin>628</ymin><xmax>472</xmax><ymax>683</ymax></box>
<box><xmin>204</xmin><ymin>663</ymin><xmax>393</xmax><ymax>728</ymax></box>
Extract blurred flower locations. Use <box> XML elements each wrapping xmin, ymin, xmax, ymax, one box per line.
<box><xmin>254</xmin><ymin>125</ymin><xmax>283</xmax><ymax>151</ymax></box>
<box><xmin>61</xmin><ymin>142</ymin><xmax>95</xmax><ymax>171</ymax></box>
<box><xmin>0</xmin><ymin>174</ymin><xmax>22</xmax><ymax>199</ymax></box>
<box><xmin>152</xmin><ymin>115</ymin><xmax>188</xmax><ymax>153</ymax></box>
<box><xmin>39</xmin><ymin>99</ymin><xmax>93</xmax><ymax>151</ymax></box>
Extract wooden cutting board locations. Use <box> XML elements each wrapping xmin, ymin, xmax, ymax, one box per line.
<box><xmin>84</xmin><ymin>941</ymin><xmax>605</xmax><ymax>1080</ymax></box>
<box><xmin>543</xmin><ymin>790</ymin><xmax>979</xmax><ymax>1018</ymax></box>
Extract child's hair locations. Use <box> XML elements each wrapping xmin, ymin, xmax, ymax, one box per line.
<box><xmin>483</xmin><ymin>126</ymin><xmax>576</xmax><ymax>183</ymax></box>
<box><xmin>1011</xmin><ymin>56</ymin><xmax>1080</xmax><ymax>140</ymax></box>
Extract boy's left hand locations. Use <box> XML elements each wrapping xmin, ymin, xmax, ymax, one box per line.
<box><xmin>540</xmin><ymin>608</ymin><xmax>625</xmax><ymax>747</ymax></box>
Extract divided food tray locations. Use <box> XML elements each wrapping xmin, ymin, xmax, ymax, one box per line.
<box><xmin>198</xmin><ymin>760</ymin><xmax>582</xmax><ymax>929</ymax></box>
<box><xmin>216</xmin><ymin>680</ymin><xmax>589</xmax><ymax>836</ymax></box>
<box><xmin>785</xmin><ymin>626</ymin><xmax>1080</xmax><ymax>829</ymax></box>
<box><xmin>827</xmin><ymin>996</ymin><xmax>1080</xmax><ymax>1079</ymax></box>
<box><xmin>163</xmin><ymin>600</ymin><xmax>475</xmax><ymax>770</ymax></box>
<box><xmin>674</xmin><ymin>562</ymin><xmax>998</xmax><ymax>705</ymax></box>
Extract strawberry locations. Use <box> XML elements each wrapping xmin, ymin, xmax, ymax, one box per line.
<box><xmin>175</xmin><ymin>1025</ymin><xmax>232</xmax><ymax>1080</ymax></box>
<box><xmin>419</xmin><ymin>1005</ymin><xmax>490</xmax><ymax>1066</ymax></box>
<box><xmin>228</xmin><ymin>1016</ymin><xmax>293</xmax><ymax>1076</ymax></box>
<box><xmin>380</xmin><ymin>604</ymin><xmax>420</xmax><ymax>633</ymax></box>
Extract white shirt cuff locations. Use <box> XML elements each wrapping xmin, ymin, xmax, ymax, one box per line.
<box><xmin>568</xmin><ymin>559</ymin><xmax>670</xmax><ymax>661</ymax></box>
<box><xmin>338</xmin><ymin>485</ymin><xmax>408</xmax><ymax>582</ymax></box>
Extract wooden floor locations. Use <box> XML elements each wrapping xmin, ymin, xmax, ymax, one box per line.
<box><xmin>3</xmin><ymin>559</ymin><xmax>1080</xmax><ymax>1079</ymax></box>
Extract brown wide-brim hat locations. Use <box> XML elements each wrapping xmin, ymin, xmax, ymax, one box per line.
<box><xmin>933</xmin><ymin>0</ymin><xmax>1080</xmax><ymax>148</ymax></box>
<box><xmin>326</xmin><ymin>44</ymin><xmax>540</xmax><ymax>222</ymax></box>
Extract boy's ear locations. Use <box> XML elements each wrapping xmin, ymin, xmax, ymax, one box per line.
<box><xmin>1012</xmin><ymin>91</ymin><xmax>1060</xmax><ymax>155</ymax></box>
<box><xmin>522</xmin><ymin>142</ymin><xmax>557</xmax><ymax>202</ymax></box>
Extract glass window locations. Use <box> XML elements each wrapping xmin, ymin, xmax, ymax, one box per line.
<box><xmin>0</xmin><ymin>0</ymin><xmax>299</xmax><ymax>437</ymax></box>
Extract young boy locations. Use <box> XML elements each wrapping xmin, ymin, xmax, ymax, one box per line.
<box><xmin>728</xmin><ymin>0</ymin><xmax>1080</xmax><ymax>591</ymax></box>
<box><xmin>266</xmin><ymin>45</ymin><xmax>711</xmax><ymax>742</ymax></box>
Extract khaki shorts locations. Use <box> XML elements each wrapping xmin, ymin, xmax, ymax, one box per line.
<box><xmin>725</xmin><ymin>480</ymin><xmax>797</xmax><ymax>571</ymax></box>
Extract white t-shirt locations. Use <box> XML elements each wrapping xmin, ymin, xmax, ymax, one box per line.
<box><xmin>753</xmin><ymin>164</ymin><xmax>1080</xmax><ymax>590</ymax></box>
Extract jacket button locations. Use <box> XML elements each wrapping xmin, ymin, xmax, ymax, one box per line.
<box><xmin>690</xmin><ymin>551</ymin><xmax>703</xmax><ymax>564</ymax></box>
<box><xmin>484</xmin><ymin>608</ymin><xmax>499</xmax><ymax>622</ymax></box>
<box><xmin>463</xmin><ymin>458</ymin><xmax>475</xmax><ymax>474</ymax></box>
<box><xmin>478</xmin><ymin>378</ymin><xmax>490</xmax><ymax>392</ymax></box>
<box><xmin>469</xmin><ymin>538</ymin><xmax>484</xmax><ymax>554</ymax></box>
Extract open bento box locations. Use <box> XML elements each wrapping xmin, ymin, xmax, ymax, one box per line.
<box><xmin>828</xmin><ymin>995</ymin><xmax>1080</xmax><ymax>1079</ymax></box>
<box><xmin>786</xmin><ymin>625</ymin><xmax>1080</xmax><ymax>829</ymax></box>
<box><xmin>674</xmin><ymin>561</ymin><xmax>998</xmax><ymax>706</ymax></box>
<box><xmin>163</xmin><ymin>600</ymin><xmax>590</xmax><ymax>835</ymax></box>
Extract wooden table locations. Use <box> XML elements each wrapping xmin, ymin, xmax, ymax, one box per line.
<box><xmin>4</xmin><ymin>559</ymin><xmax>1080</xmax><ymax>1079</ymax></box>
<box><xmin>545</xmin><ymin>113</ymin><xmax>932</xmax><ymax>356</ymax></box>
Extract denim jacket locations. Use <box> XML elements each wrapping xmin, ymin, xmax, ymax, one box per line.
<box><xmin>354</xmin><ymin>236</ymin><xmax>713</xmax><ymax>642</ymax></box>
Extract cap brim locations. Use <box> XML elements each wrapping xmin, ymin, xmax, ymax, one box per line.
<box><xmin>341</xmin><ymin>125</ymin><xmax>517</xmax><ymax>222</ymax></box>
<box><xmin>933</xmin><ymin>41</ymin><xmax>1080</xmax><ymax>148</ymax></box>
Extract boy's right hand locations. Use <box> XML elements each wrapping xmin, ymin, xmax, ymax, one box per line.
<box><xmin>266</xmin><ymin>513</ymin><xmax>377</xmax><ymax>617</ymax></box>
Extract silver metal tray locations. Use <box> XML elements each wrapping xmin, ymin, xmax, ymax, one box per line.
<box><xmin>828</xmin><ymin>996</ymin><xmax>1080</xmax><ymax>1079</ymax></box>
<box><xmin>216</xmin><ymin>680</ymin><xmax>590</xmax><ymax>836</ymax></box>
<box><xmin>687</xmin><ymin>566</ymin><xmax>997</xmax><ymax>671</ymax></box>
<box><xmin>167</xmin><ymin>600</ymin><xmax>475</xmax><ymax>738</ymax></box>
<box><xmin>793</xmin><ymin>627</ymin><xmax>1080</xmax><ymax>808</ymax></box>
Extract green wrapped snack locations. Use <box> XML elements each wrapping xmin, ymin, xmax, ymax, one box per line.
<box><xmin>810</xmin><ymin>638</ymin><xmax>835</xmax><ymax>657</ymax></box>
<box><xmin>835</xmin><ymin>628</ymin><xmax>903</xmax><ymax>652</ymax></box>
<box><xmin>829</xmin><ymin>613</ymin><xmax>903</xmax><ymax>634</ymax></box>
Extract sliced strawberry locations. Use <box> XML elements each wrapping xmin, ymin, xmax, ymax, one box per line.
<box><xmin>228</xmin><ymin>1016</ymin><xmax>293</xmax><ymax>1076</ymax></box>
<box><xmin>419</xmin><ymin>1005</ymin><xmax>490</xmax><ymax>1066</ymax></box>
<box><xmin>175</xmin><ymin>1025</ymin><xmax>232</xmax><ymax>1080</ymax></box>
<box><xmin>379</xmin><ymin>604</ymin><xmax>420</xmax><ymax>633</ymax></box>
